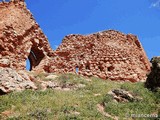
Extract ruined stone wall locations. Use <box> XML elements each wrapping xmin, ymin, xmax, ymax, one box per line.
<box><xmin>0</xmin><ymin>1</ymin><xmax>151</xmax><ymax>82</ymax></box>
<box><xmin>46</xmin><ymin>30</ymin><xmax>150</xmax><ymax>82</ymax></box>
<box><xmin>0</xmin><ymin>1</ymin><xmax>53</xmax><ymax>70</ymax></box>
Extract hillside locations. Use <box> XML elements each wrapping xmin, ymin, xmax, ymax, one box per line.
<box><xmin>0</xmin><ymin>1</ymin><xmax>159</xmax><ymax>120</ymax></box>
<box><xmin>0</xmin><ymin>73</ymin><xmax>159</xmax><ymax>120</ymax></box>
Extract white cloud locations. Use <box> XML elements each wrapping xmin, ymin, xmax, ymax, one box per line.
<box><xmin>150</xmin><ymin>0</ymin><xmax>160</xmax><ymax>8</ymax></box>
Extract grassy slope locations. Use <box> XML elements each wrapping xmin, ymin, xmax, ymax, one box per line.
<box><xmin>0</xmin><ymin>73</ymin><xmax>159</xmax><ymax>120</ymax></box>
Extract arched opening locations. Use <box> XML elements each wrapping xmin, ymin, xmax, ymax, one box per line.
<box><xmin>26</xmin><ymin>47</ymin><xmax>45</xmax><ymax>71</ymax></box>
<box><xmin>26</xmin><ymin>58</ymin><xmax>31</xmax><ymax>71</ymax></box>
<box><xmin>28</xmin><ymin>50</ymin><xmax>37</xmax><ymax>71</ymax></box>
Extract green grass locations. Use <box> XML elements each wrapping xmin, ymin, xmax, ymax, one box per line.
<box><xmin>103</xmin><ymin>82</ymin><xmax>160</xmax><ymax>119</ymax></box>
<box><xmin>0</xmin><ymin>73</ymin><xmax>159</xmax><ymax>120</ymax></box>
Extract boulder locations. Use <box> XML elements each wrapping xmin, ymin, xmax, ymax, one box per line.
<box><xmin>0</xmin><ymin>67</ymin><xmax>37</xmax><ymax>95</ymax></box>
<box><xmin>145</xmin><ymin>57</ymin><xmax>160</xmax><ymax>90</ymax></box>
<box><xmin>108</xmin><ymin>89</ymin><xmax>142</xmax><ymax>102</ymax></box>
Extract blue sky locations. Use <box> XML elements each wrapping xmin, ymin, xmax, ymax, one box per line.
<box><xmin>25</xmin><ymin>0</ymin><xmax>160</xmax><ymax>60</ymax></box>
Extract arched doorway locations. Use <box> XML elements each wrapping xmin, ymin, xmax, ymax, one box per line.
<box><xmin>26</xmin><ymin>47</ymin><xmax>45</xmax><ymax>71</ymax></box>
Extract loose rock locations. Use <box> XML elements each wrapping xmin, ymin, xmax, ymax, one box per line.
<box><xmin>108</xmin><ymin>89</ymin><xmax>142</xmax><ymax>102</ymax></box>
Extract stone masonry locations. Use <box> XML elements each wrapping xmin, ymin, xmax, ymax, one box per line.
<box><xmin>0</xmin><ymin>1</ymin><xmax>151</xmax><ymax>82</ymax></box>
<box><xmin>0</xmin><ymin>1</ymin><xmax>53</xmax><ymax>71</ymax></box>
<box><xmin>45</xmin><ymin>31</ymin><xmax>150</xmax><ymax>82</ymax></box>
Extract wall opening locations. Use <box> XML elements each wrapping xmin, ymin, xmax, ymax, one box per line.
<box><xmin>76</xmin><ymin>66</ymin><xmax>79</xmax><ymax>73</ymax></box>
<box><xmin>27</xmin><ymin>46</ymin><xmax>46</xmax><ymax>71</ymax></box>
<box><xmin>28</xmin><ymin>50</ymin><xmax>36</xmax><ymax>71</ymax></box>
<box><xmin>26</xmin><ymin>58</ymin><xmax>31</xmax><ymax>71</ymax></box>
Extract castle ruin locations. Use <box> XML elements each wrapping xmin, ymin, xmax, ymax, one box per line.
<box><xmin>0</xmin><ymin>1</ymin><xmax>151</xmax><ymax>82</ymax></box>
